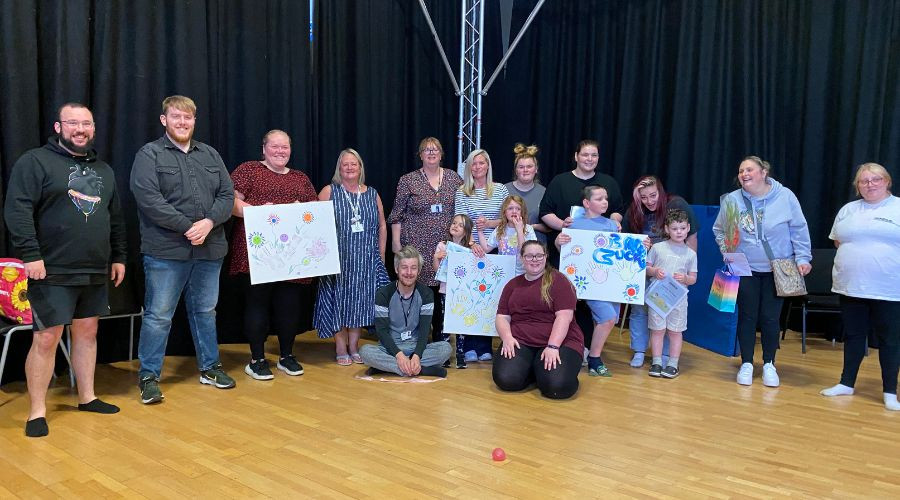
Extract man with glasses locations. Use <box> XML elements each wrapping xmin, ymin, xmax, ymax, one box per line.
<box><xmin>4</xmin><ymin>103</ymin><xmax>127</xmax><ymax>437</ymax></box>
<box><xmin>130</xmin><ymin>95</ymin><xmax>235</xmax><ymax>404</ymax></box>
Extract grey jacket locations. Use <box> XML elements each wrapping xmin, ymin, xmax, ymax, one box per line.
<box><xmin>130</xmin><ymin>135</ymin><xmax>234</xmax><ymax>260</ymax></box>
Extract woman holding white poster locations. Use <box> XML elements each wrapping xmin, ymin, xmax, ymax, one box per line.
<box><xmin>314</xmin><ymin>149</ymin><xmax>390</xmax><ymax>366</ymax></box>
<box><xmin>228</xmin><ymin>130</ymin><xmax>318</xmax><ymax>380</ymax></box>
<box><xmin>493</xmin><ymin>241</ymin><xmax>584</xmax><ymax>399</ymax></box>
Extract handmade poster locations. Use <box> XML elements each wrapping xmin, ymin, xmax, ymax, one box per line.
<box><xmin>645</xmin><ymin>275</ymin><xmax>689</xmax><ymax>318</ymax></box>
<box><xmin>707</xmin><ymin>267</ymin><xmax>739</xmax><ymax>313</ymax></box>
<box><xmin>559</xmin><ymin>229</ymin><xmax>648</xmax><ymax>304</ymax></box>
<box><xmin>569</xmin><ymin>206</ymin><xmax>586</xmax><ymax>219</ymax></box>
<box><xmin>724</xmin><ymin>252</ymin><xmax>752</xmax><ymax>276</ymax></box>
<box><xmin>244</xmin><ymin>201</ymin><xmax>341</xmax><ymax>284</ymax></box>
<box><xmin>434</xmin><ymin>241</ymin><xmax>471</xmax><ymax>284</ymax></box>
<box><xmin>444</xmin><ymin>252</ymin><xmax>516</xmax><ymax>336</ymax></box>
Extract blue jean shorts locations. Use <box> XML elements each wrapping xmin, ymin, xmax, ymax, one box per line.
<box><xmin>586</xmin><ymin>299</ymin><xmax>619</xmax><ymax>324</ymax></box>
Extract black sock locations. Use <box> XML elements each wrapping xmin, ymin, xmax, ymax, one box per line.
<box><xmin>419</xmin><ymin>366</ymin><xmax>448</xmax><ymax>378</ymax></box>
<box><xmin>25</xmin><ymin>417</ymin><xmax>49</xmax><ymax>438</ymax></box>
<box><xmin>587</xmin><ymin>356</ymin><xmax>603</xmax><ymax>370</ymax></box>
<box><xmin>78</xmin><ymin>398</ymin><xmax>120</xmax><ymax>414</ymax></box>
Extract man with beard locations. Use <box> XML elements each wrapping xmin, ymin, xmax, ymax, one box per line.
<box><xmin>4</xmin><ymin>102</ymin><xmax>127</xmax><ymax>437</ymax></box>
<box><xmin>130</xmin><ymin>95</ymin><xmax>235</xmax><ymax>404</ymax></box>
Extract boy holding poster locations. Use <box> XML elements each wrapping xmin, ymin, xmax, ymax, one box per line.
<box><xmin>645</xmin><ymin>210</ymin><xmax>697</xmax><ymax>378</ymax></box>
<box><xmin>555</xmin><ymin>185</ymin><xmax>619</xmax><ymax>377</ymax></box>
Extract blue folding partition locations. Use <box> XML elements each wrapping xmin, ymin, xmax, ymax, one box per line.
<box><xmin>683</xmin><ymin>205</ymin><xmax>739</xmax><ymax>356</ymax></box>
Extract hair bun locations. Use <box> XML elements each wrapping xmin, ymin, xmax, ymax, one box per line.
<box><xmin>513</xmin><ymin>143</ymin><xmax>539</xmax><ymax>156</ymax></box>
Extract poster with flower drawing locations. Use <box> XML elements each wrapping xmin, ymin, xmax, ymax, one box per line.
<box><xmin>559</xmin><ymin>229</ymin><xmax>648</xmax><ymax>304</ymax></box>
<box><xmin>244</xmin><ymin>201</ymin><xmax>341</xmax><ymax>284</ymax></box>
<box><xmin>443</xmin><ymin>252</ymin><xmax>516</xmax><ymax>336</ymax></box>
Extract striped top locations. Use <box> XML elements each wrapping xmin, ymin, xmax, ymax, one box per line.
<box><xmin>454</xmin><ymin>182</ymin><xmax>509</xmax><ymax>243</ymax></box>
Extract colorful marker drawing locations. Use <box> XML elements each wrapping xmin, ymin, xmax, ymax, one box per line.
<box><xmin>443</xmin><ymin>253</ymin><xmax>516</xmax><ymax>336</ymax></box>
<box><xmin>244</xmin><ymin>201</ymin><xmax>341</xmax><ymax>284</ymax></box>
<box><xmin>560</xmin><ymin>229</ymin><xmax>648</xmax><ymax>304</ymax></box>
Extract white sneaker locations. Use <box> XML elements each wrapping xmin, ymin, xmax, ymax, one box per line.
<box><xmin>762</xmin><ymin>362</ymin><xmax>780</xmax><ymax>387</ymax></box>
<box><xmin>736</xmin><ymin>363</ymin><xmax>753</xmax><ymax>386</ymax></box>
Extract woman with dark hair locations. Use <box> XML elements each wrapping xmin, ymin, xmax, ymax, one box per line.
<box><xmin>229</xmin><ymin>130</ymin><xmax>317</xmax><ymax>380</ymax></box>
<box><xmin>621</xmin><ymin>175</ymin><xmax>699</xmax><ymax>367</ymax></box>
<box><xmin>821</xmin><ymin>163</ymin><xmax>900</xmax><ymax>411</ymax></box>
<box><xmin>493</xmin><ymin>240</ymin><xmax>584</xmax><ymax>399</ymax></box>
<box><xmin>505</xmin><ymin>143</ymin><xmax>549</xmax><ymax>244</ymax></box>
<box><xmin>712</xmin><ymin>156</ymin><xmax>811</xmax><ymax>387</ymax></box>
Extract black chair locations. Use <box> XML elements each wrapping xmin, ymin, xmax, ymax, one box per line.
<box><xmin>781</xmin><ymin>248</ymin><xmax>841</xmax><ymax>353</ymax></box>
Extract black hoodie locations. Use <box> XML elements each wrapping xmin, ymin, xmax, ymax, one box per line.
<box><xmin>4</xmin><ymin>136</ymin><xmax>127</xmax><ymax>279</ymax></box>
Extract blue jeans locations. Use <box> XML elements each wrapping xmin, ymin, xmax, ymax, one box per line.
<box><xmin>138</xmin><ymin>255</ymin><xmax>223</xmax><ymax>378</ymax></box>
<box><xmin>629</xmin><ymin>304</ymin><xmax>669</xmax><ymax>356</ymax></box>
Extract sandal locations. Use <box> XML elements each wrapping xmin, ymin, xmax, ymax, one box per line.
<box><xmin>336</xmin><ymin>355</ymin><xmax>352</xmax><ymax>366</ymax></box>
<box><xmin>350</xmin><ymin>353</ymin><xmax>364</xmax><ymax>364</ymax></box>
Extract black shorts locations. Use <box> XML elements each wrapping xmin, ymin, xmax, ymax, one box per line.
<box><xmin>27</xmin><ymin>281</ymin><xmax>109</xmax><ymax>331</ymax></box>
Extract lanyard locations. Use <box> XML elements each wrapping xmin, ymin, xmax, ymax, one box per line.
<box><xmin>421</xmin><ymin>168</ymin><xmax>443</xmax><ymax>194</ymax></box>
<box><xmin>342</xmin><ymin>183</ymin><xmax>362</xmax><ymax>221</ymax></box>
<box><xmin>395</xmin><ymin>286</ymin><xmax>414</xmax><ymax>330</ymax></box>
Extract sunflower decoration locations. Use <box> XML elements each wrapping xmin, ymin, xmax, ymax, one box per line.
<box><xmin>11</xmin><ymin>280</ymin><xmax>30</xmax><ymax>312</ymax></box>
<box><xmin>564</xmin><ymin>264</ymin><xmax>578</xmax><ymax>275</ymax></box>
<box><xmin>2</xmin><ymin>266</ymin><xmax>20</xmax><ymax>282</ymax></box>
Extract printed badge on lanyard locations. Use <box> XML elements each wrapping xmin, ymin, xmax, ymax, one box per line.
<box><xmin>345</xmin><ymin>185</ymin><xmax>364</xmax><ymax>233</ymax></box>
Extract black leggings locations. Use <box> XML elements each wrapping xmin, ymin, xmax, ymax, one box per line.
<box><xmin>244</xmin><ymin>277</ymin><xmax>304</xmax><ymax>360</ymax></box>
<box><xmin>839</xmin><ymin>295</ymin><xmax>900</xmax><ymax>394</ymax></box>
<box><xmin>492</xmin><ymin>344</ymin><xmax>581</xmax><ymax>399</ymax></box>
<box><xmin>736</xmin><ymin>272</ymin><xmax>784</xmax><ymax>364</ymax></box>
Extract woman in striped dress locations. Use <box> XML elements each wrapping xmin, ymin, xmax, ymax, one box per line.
<box><xmin>313</xmin><ymin>149</ymin><xmax>389</xmax><ymax>365</ymax></box>
<box><xmin>454</xmin><ymin>149</ymin><xmax>509</xmax><ymax>363</ymax></box>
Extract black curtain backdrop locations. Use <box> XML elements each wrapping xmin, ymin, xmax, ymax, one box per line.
<box><xmin>1</xmin><ymin>0</ymin><xmax>898</xmax><ymax>381</ymax></box>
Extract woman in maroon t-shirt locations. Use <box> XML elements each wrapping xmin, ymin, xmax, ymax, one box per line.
<box><xmin>493</xmin><ymin>240</ymin><xmax>584</xmax><ymax>399</ymax></box>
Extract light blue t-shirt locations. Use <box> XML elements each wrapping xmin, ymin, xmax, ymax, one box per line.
<box><xmin>570</xmin><ymin>214</ymin><xmax>618</xmax><ymax>232</ymax></box>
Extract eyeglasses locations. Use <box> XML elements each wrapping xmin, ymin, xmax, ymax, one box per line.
<box><xmin>522</xmin><ymin>253</ymin><xmax>546</xmax><ymax>261</ymax></box>
<box><xmin>858</xmin><ymin>177</ymin><xmax>884</xmax><ymax>186</ymax></box>
<box><xmin>60</xmin><ymin>120</ymin><xmax>95</xmax><ymax>129</ymax></box>
<box><xmin>422</xmin><ymin>148</ymin><xmax>440</xmax><ymax>154</ymax></box>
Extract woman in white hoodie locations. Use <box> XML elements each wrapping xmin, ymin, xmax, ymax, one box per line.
<box><xmin>713</xmin><ymin>156</ymin><xmax>812</xmax><ymax>387</ymax></box>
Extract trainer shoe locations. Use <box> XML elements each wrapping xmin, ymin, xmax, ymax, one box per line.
<box><xmin>456</xmin><ymin>357</ymin><xmax>468</xmax><ymax>369</ymax></box>
<box><xmin>630</xmin><ymin>352</ymin><xmax>645</xmax><ymax>368</ymax></box>
<box><xmin>762</xmin><ymin>362</ymin><xmax>780</xmax><ymax>387</ymax></box>
<box><xmin>662</xmin><ymin>366</ymin><xmax>680</xmax><ymax>379</ymax></box>
<box><xmin>648</xmin><ymin>364</ymin><xmax>663</xmax><ymax>377</ymax></box>
<box><xmin>464</xmin><ymin>350</ymin><xmax>478</xmax><ymax>363</ymax></box>
<box><xmin>277</xmin><ymin>355</ymin><xmax>304</xmax><ymax>376</ymax></box>
<box><xmin>245</xmin><ymin>359</ymin><xmax>274</xmax><ymax>380</ymax></box>
<box><xmin>139</xmin><ymin>375</ymin><xmax>163</xmax><ymax>404</ymax></box>
<box><xmin>478</xmin><ymin>352</ymin><xmax>493</xmax><ymax>362</ymax></box>
<box><xmin>200</xmin><ymin>363</ymin><xmax>236</xmax><ymax>389</ymax></box>
<box><xmin>736</xmin><ymin>362</ymin><xmax>753</xmax><ymax>386</ymax></box>
<box><xmin>588</xmin><ymin>364</ymin><xmax>612</xmax><ymax>377</ymax></box>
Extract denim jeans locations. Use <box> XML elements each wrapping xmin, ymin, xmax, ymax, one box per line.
<box><xmin>138</xmin><ymin>255</ymin><xmax>223</xmax><ymax>378</ymax></box>
<box><xmin>629</xmin><ymin>304</ymin><xmax>669</xmax><ymax>356</ymax></box>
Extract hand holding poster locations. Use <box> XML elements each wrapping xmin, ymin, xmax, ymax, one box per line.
<box><xmin>645</xmin><ymin>275</ymin><xmax>689</xmax><ymax>318</ymax></box>
<box><xmin>244</xmin><ymin>201</ymin><xmax>341</xmax><ymax>284</ymax></box>
<box><xmin>559</xmin><ymin>229</ymin><xmax>648</xmax><ymax>304</ymax></box>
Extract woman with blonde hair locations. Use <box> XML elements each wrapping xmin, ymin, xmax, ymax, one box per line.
<box><xmin>821</xmin><ymin>163</ymin><xmax>900</xmax><ymax>410</ymax></box>
<box><xmin>314</xmin><ymin>149</ymin><xmax>389</xmax><ymax>365</ymax></box>
<box><xmin>454</xmin><ymin>148</ymin><xmax>510</xmax><ymax>362</ymax></box>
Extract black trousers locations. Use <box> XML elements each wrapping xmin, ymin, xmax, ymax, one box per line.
<box><xmin>243</xmin><ymin>277</ymin><xmax>304</xmax><ymax>360</ymax></box>
<box><xmin>839</xmin><ymin>295</ymin><xmax>900</xmax><ymax>394</ymax></box>
<box><xmin>736</xmin><ymin>272</ymin><xmax>784</xmax><ymax>364</ymax></box>
<box><xmin>492</xmin><ymin>344</ymin><xmax>582</xmax><ymax>399</ymax></box>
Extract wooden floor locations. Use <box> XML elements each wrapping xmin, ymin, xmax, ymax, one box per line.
<box><xmin>1</xmin><ymin>329</ymin><xmax>898</xmax><ymax>499</ymax></box>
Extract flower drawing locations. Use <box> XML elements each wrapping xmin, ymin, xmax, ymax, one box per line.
<box><xmin>571</xmin><ymin>245</ymin><xmax>583</xmax><ymax>256</ymax></box>
<box><xmin>266</xmin><ymin>213</ymin><xmax>281</xmax><ymax>225</ymax></box>
<box><xmin>12</xmin><ymin>280</ymin><xmax>30</xmax><ymax>312</ymax></box>
<box><xmin>574</xmin><ymin>275</ymin><xmax>588</xmax><ymax>290</ymax></box>
<box><xmin>248</xmin><ymin>231</ymin><xmax>266</xmax><ymax>248</ymax></box>
<box><xmin>302</xmin><ymin>211</ymin><xmax>314</xmax><ymax>224</ymax></box>
<box><xmin>622</xmin><ymin>283</ymin><xmax>640</xmax><ymax>301</ymax></box>
<box><xmin>491</xmin><ymin>267</ymin><xmax>505</xmax><ymax>280</ymax></box>
<box><xmin>307</xmin><ymin>239</ymin><xmax>328</xmax><ymax>259</ymax></box>
<box><xmin>564</xmin><ymin>264</ymin><xmax>578</xmax><ymax>275</ymax></box>
<box><xmin>453</xmin><ymin>266</ymin><xmax>467</xmax><ymax>279</ymax></box>
<box><xmin>593</xmin><ymin>235</ymin><xmax>607</xmax><ymax>248</ymax></box>
<box><xmin>279</xmin><ymin>233</ymin><xmax>289</xmax><ymax>242</ymax></box>
<box><xmin>473</xmin><ymin>279</ymin><xmax>491</xmax><ymax>296</ymax></box>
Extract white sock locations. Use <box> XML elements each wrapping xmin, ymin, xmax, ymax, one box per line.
<box><xmin>885</xmin><ymin>393</ymin><xmax>900</xmax><ymax>411</ymax></box>
<box><xmin>820</xmin><ymin>384</ymin><xmax>855</xmax><ymax>397</ymax></box>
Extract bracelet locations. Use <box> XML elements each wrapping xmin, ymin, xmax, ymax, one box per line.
<box><xmin>546</xmin><ymin>344</ymin><xmax>560</xmax><ymax>350</ymax></box>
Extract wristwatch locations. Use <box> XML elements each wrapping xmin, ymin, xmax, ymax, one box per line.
<box><xmin>546</xmin><ymin>344</ymin><xmax>560</xmax><ymax>350</ymax></box>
